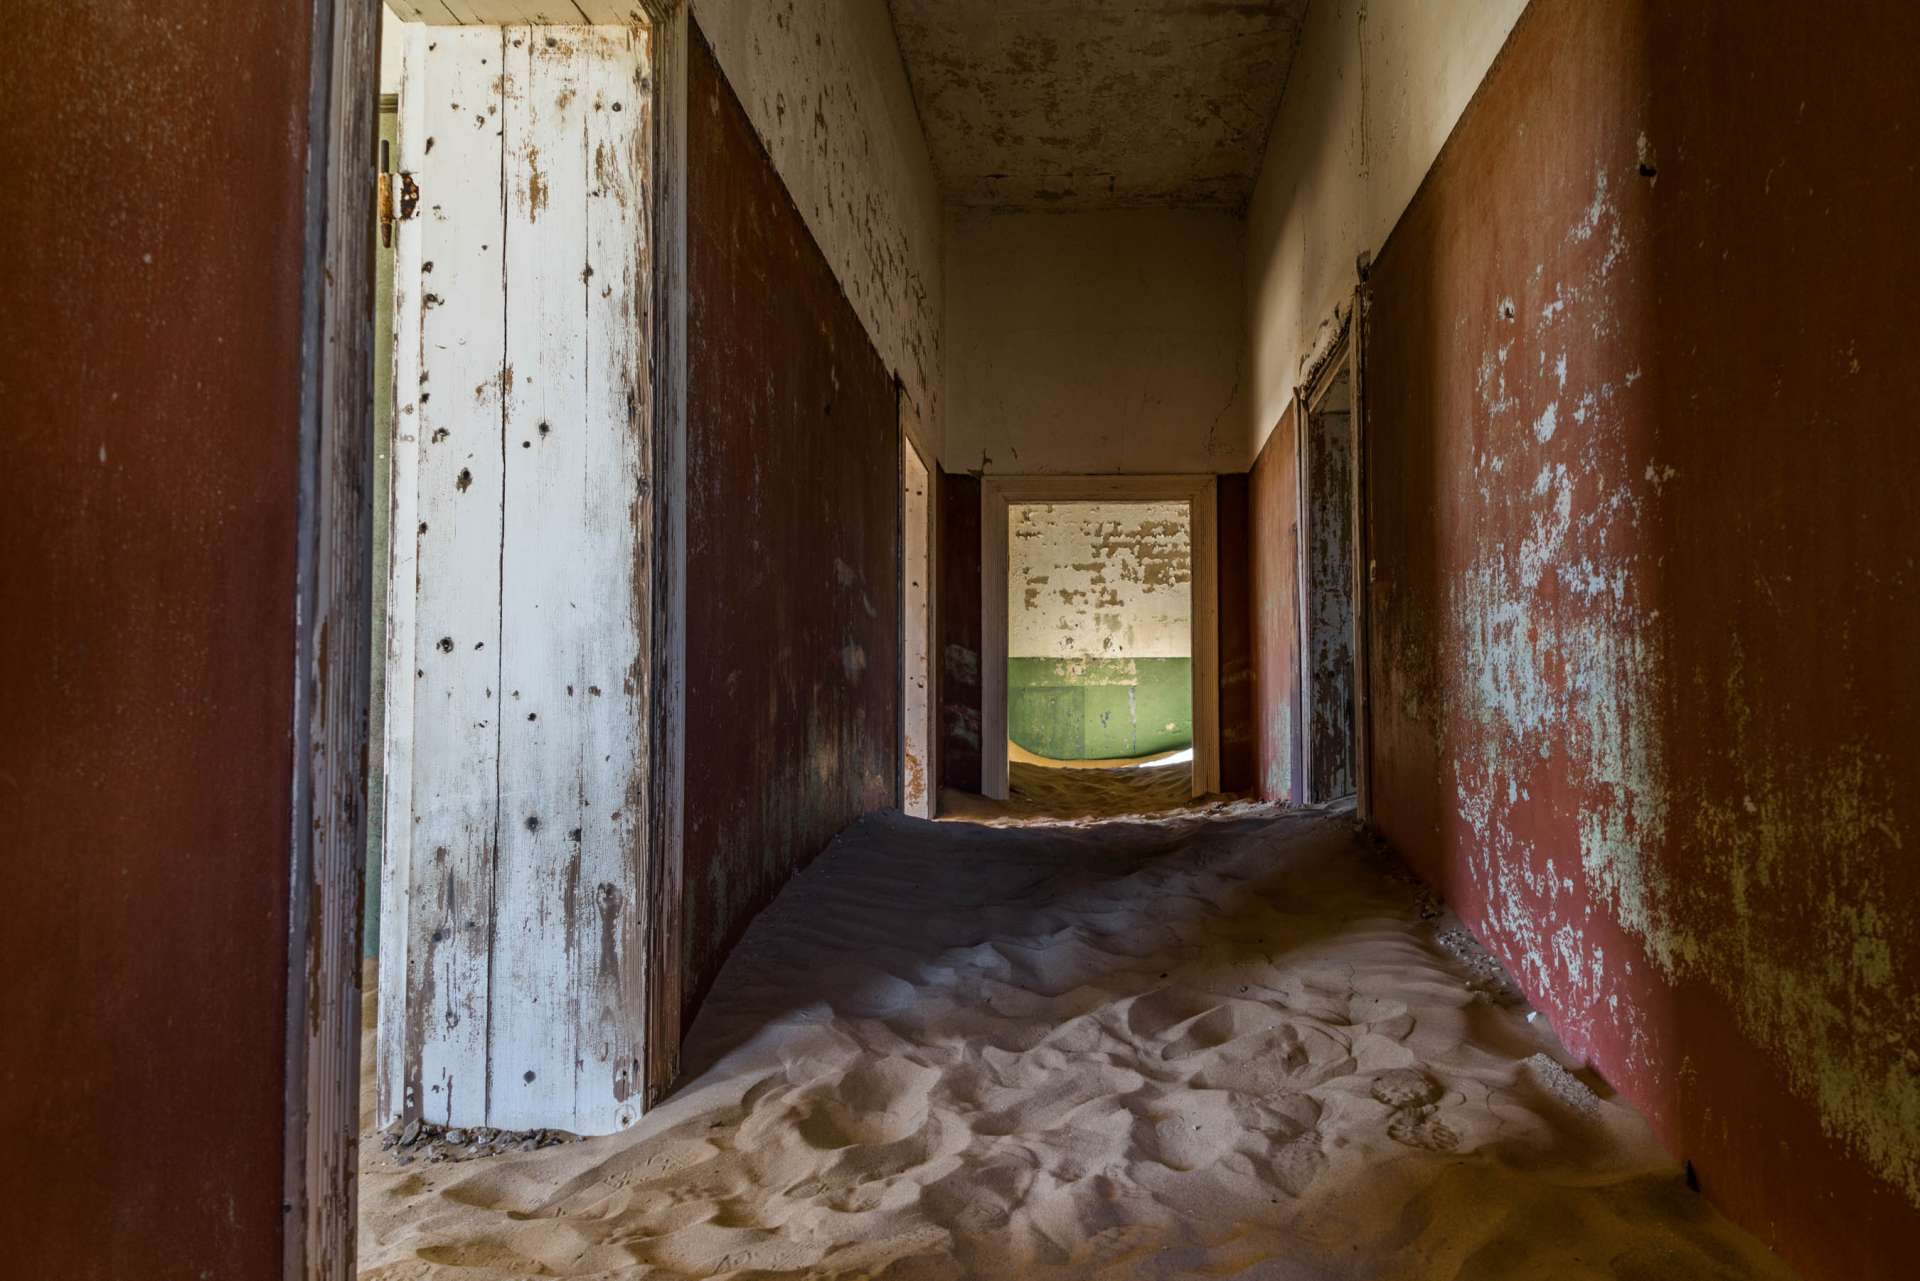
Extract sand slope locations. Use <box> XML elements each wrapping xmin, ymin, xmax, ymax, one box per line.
<box><xmin>360</xmin><ymin>802</ymin><xmax>1798</xmax><ymax>1279</ymax></box>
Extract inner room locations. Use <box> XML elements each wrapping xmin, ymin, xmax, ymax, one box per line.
<box><xmin>8</xmin><ymin>3</ymin><xmax>1916</xmax><ymax>1281</ymax></box>
<box><xmin>1009</xmin><ymin>501</ymin><xmax>1196</xmax><ymax>776</ymax></box>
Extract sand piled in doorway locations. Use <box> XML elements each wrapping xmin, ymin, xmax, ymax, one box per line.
<box><xmin>942</xmin><ymin>758</ymin><xmax>1201</xmax><ymax>823</ymax></box>
<box><xmin>358</xmin><ymin>802</ymin><xmax>1797</xmax><ymax>1279</ymax></box>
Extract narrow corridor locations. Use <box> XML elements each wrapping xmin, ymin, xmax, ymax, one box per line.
<box><xmin>359</xmin><ymin>802</ymin><xmax>1792</xmax><ymax>1279</ymax></box>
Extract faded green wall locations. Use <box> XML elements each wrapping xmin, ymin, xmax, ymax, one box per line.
<box><xmin>1009</xmin><ymin>657</ymin><xmax>1191</xmax><ymax>760</ymax></box>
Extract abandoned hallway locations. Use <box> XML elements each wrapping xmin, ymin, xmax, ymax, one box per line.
<box><xmin>4</xmin><ymin>2</ymin><xmax>1917</xmax><ymax>1280</ymax></box>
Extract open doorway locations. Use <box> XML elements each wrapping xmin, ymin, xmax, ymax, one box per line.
<box><xmin>980</xmin><ymin>475</ymin><xmax>1220</xmax><ymax>806</ymax></box>
<box><xmin>1296</xmin><ymin>325</ymin><xmax>1367</xmax><ymax>810</ymax></box>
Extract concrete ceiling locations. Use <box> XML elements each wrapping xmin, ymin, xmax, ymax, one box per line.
<box><xmin>889</xmin><ymin>0</ymin><xmax>1311</xmax><ymax>212</ymax></box>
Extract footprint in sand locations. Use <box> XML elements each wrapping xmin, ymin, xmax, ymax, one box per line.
<box><xmin>1370</xmin><ymin>1069</ymin><xmax>1459</xmax><ymax>1151</ymax></box>
<box><xmin>1369</xmin><ymin>1067</ymin><xmax>1441</xmax><ymax>1109</ymax></box>
<box><xmin>1387</xmin><ymin>1106</ymin><xmax>1460</xmax><ymax>1152</ymax></box>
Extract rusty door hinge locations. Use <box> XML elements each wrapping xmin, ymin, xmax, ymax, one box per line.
<box><xmin>377</xmin><ymin>139</ymin><xmax>419</xmax><ymax>249</ymax></box>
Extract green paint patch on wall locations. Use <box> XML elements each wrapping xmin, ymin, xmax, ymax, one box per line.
<box><xmin>1008</xmin><ymin>657</ymin><xmax>1191</xmax><ymax>760</ymax></box>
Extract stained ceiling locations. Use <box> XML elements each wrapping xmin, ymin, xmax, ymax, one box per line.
<box><xmin>888</xmin><ymin>0</ymin><xmax>1311</xmax><ymax>212</ymax></box>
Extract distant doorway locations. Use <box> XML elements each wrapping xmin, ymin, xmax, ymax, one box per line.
<box><xmin>1005</xmin><ymin>500</ymin><xmax>1194</xmax><ymax>767</ymax></box>
<box><xmin>981</xmin><ymin>475</ymin><xmax>1219</xmax><ymax>801</ymax></box>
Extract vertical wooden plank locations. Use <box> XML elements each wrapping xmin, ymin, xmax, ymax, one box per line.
<box><xmin>1350</xmin><ymin>283</ymin><xmax>1374</xmax><ymax>824</ymax></box>
<box><xmin>576</xmin><ymin>23</ymin><xmax>650</xmax><ymax>1128</ymax></box>
<box><xmin>490</xmin><ymin>22</ymin><xmax>585</xmax><ymax>1132</ymax></box>
<box><xmin>1190</xmin><ymin>477</ymin><xmax>1221</xmax><ymax>797</ymax></box>
<box><xmin>393</xmin><ymin>23</ymin><xmax>508</xmax><ymax>1129</ymax></box>
<box><xmin>290</xmin><ymin>0</ymin><xmax>381</xmax><ymax>1275</ymax></box>
<box><xmin>980</xmin><ymin>480</ymin><xmax>1011</xmax><ymax>800</ymax></box>
<box><xmin>376</xmin><ymin>20</ymin><xmax>428</xmax><ymax>1128</ymax></box>
<box><xmin>642</xmin><ymin>0</ymin><xmax>688</xmax><ymax>1110</ymax></box>
<box><xmin>492</xmin><ymin>22</ymin><xmax>648</xmax><ymax>1135</ymax></box>
<box><xmin>1292</xmin><ymin>389</ymin><xmax>1316</xmax><ymax>801</ymax></box>
<box><xmin>901</xmin><ymin>424</ymin><xmax>933</xmax><ymax>818</ymax></box>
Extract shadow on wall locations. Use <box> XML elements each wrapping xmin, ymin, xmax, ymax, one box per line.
<box><xmin>1363</xmin><ymin>3</ymin><xmax>1919</xmax><ymax>1278</ymax></box>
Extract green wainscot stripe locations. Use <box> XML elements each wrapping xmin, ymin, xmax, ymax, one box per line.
<box><xmin>1007</xmin><ymin>657</ymin><xmax>1193</xmax><ymax>760</ymax></box>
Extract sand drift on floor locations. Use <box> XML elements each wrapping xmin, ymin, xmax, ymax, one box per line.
<box><xmin>359</xmin><ymin>803</ymin><xmax>1795</xmax><ymax>1279</ymax></box>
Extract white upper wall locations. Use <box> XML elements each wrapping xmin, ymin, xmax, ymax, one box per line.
<box><xmin>1010</xmin><ymin>502</ymin><xmax>1192</xmax><ymax>659</ymax></box>
<box><xmin>1245</xmin><ymin>0</ymin><xmax>1529</xmax><ymax>460</ymax></box>
<box><xmin>693</xmin><ymin>0</ymin><xmax>945</xmax><ymax>458</ymax></box>
<box><xmin>945</xmin><ymin>208</ymin><xmax>1247</xmax><ymax>475</ymax></box>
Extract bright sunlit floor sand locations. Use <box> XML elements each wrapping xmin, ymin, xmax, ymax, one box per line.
<box><xmin>358</xmin><ymin>776</ymin><xmax>1798</xmax><ymax>1280</ymax></box>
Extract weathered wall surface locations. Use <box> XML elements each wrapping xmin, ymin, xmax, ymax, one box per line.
<box><xmin>1361</xmin><ymin>3</ymin><xmax>1920</xmax><ymax>1275</ymax></box>
<box><xmin>1009</xmin><ymin>503</ymin><xmax>1192</xmax><ymax>660</ymax></box>
<box><xmin>1216</xmin><ymin>473</ymin><xmax>1255</xmax><ymax>794</ymax></box>
<box><xmin>945</xmin><ymin>208</ymin><xmax>1247</xmax><ymax>474</ymax></box>
<box><xmin>691</xmin><ymin>0</ymin><xmax>943</xmax><ymax>458</ymax></box>
<box><xmin>938</xmin><ymin>471</ymin><xmax>983</xmax><ymax>793</ymax></box>
<box><xmin>1249</xmin><ymin>406</ymin><xmax>1303</xmax><ymax>804</ymax></box>
<box><xmin>0</xmin><ymin>0</ymin><xmax>312</xmax><ymax>1273</ymax></box>
<box><xmin>685</xmin><ymin>26</ymin><xmax>900</xmax><ymax>1025</ymax></box>
<box><xmin>1244</xmin><ymin>0</ymin><xmax>1528</xmax><ymax>462</ymax></box>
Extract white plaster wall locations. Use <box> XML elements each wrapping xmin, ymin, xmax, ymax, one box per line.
<box><xmin>692</xmin><ymin>0</ymin><xmax>945</xmax><ymax>457</ymax></box>
<box><xmin>1010</xmin><ymin>503</ymin><xmax>1192</xmax><ymax>660</ymax></box>
<box><xmin>945</xmin><ymin>208</ymin><xmax>1247</xmax><ymax>475</ymax></box>
<box><xmin>1245</xmin><ymin>0</ymin><xmax>1529</xmax><ymax>459</ymax></box>
<box><xmin>379</xmin><ymin>6</ymin><xmax>404</xmax><ymax>95</ymax></box>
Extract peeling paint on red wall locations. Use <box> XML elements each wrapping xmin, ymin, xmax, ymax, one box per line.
<box><xmin>1358</xmin><ymin>3</ymin><xmax>1920</xmax><ymax>1275</ymax></box>
<box><xmin>683</xmin><ymin>24</ymin><xmax>900</xmax><ymax>1027</ymax></box>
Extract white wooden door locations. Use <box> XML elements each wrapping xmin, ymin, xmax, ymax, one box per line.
<box><xmin>378</xmin><ymin>22</ymin><xmax>651</xmax><ymax>1136</ymax></box>
<box><xmin>901</xmin><ymin>419</ymin><xmax>934</xmax><ymax>818</ymax></box>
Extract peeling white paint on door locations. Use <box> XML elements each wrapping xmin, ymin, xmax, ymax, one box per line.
<box><xmin>379</xmin><ymin>22</ymin><xmax>651</xmax><ymax>1138</ymax></box>
<box><xmin>902</xmin><ymin>423</ymin><xmax>933</xmax><ymax>819</ymax></box>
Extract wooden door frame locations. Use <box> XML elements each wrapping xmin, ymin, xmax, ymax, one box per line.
<box><xmin>980</xmin><ymin>474</ymin><xmax>1220</xmax><ymax>801</ymax></box>
<box><xmin>288</xmin><ymin>0</ymin><xmax>689</xmax><ymax>1273</ymax></box>
<box><xmin>1291</xmin><ymin>283</ymin><xmax>1372</xmax><ymax>819</ymax></box>
<box><xmin>285</xmin><ymin>0</ymin><xmax>379</xmax><ymax>1276</ymax></box>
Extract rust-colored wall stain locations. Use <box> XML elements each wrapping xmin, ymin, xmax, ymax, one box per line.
<box><xmin>1356</xmin><ymin>2</ymin><xmax>1920</xmax><ymax>1275</ymax></box>
<box><xmin>683</xmin><ymin>25</ymin><xmax>901</xmax><ymax>1027</ymax></box>
<box><xmin>938</xmin><ymin>471</ymin><xmax>983</xmax><ymax>793</ymax></box>
<box><xmin>1215</xmin><ymin>474</ymin><xmax>1255</xmax><ymax>793</ymax></box>
<box><xmin>1250</xmin><ymin>406</ymin><xmax>1303</xmax><ymax>804</ymax></box>
<box><xmin>0</xmin><ymin>1</ymin><xmax>312</xmax><ymax>1275</ymax></box>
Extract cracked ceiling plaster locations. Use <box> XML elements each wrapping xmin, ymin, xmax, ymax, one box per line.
<box><xmin>889</xmin><ymin>0</ymin><xmax>1311</xmax><ymax>212</ymax></box>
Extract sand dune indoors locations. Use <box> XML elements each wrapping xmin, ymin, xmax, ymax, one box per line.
<box><xmin>359</xmin><ymin>796</ymin><xmax>1797</xmax><ymax>1279</ymax></box>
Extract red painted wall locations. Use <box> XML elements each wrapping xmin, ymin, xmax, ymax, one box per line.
<box><xmin>1250</xmin><ymin>407</ymin><xmax>1303</xmax><ymax>804</ymax></box>
<box><xmin>1355</xmin><ymin>3</ymin><xmax>1920</xmax><ymax>1274</ymax></box>
<box><xmin>1215</xmin><ymin>474</ymin><xmax>1255</xmax><ymax>794</ymax></box>
<box><xmin>683</xmin><ymin>26</ymin><xmax>901</xmax><ymax>1025</ymax></box>
<box><xmin>938</xmin><ymin>470</ymin><xmax>983</xmax><ymax>794</ymax></box>
<box><xmin>0</xmin><ymin>2</ymin><xmax>314</xmax><ymax>1275</ymax></box>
